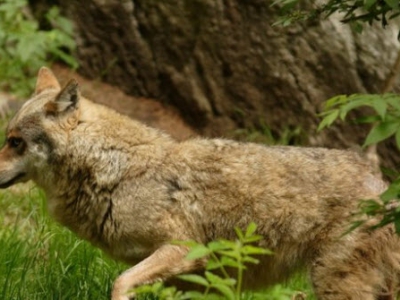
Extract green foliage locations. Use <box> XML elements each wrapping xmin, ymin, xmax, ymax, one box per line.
<box><xmin>318</xmin><ymin>93</ymin><xmax>400</xmax><ymax>148</ymax></box>
<box><xmin>318</xmin><ymin>93</ymin><xmax>400</xmax><ymax>233</ymax></box>
<box><xmin>234</xmin><ymin>121</ymin><xmax>304</xmax><ymax>146</ymax></box>
<box><xmin>272</xmin><ymin>0</ymin><xmax>400</xmax><ymax>34</ymax></box>
<box><xmin>134</xmin><ymin>223</ymin><xmax>298</xmax><ymax>300</ymax></box>
<box><xmin>0</xmin><ymin>0</ymin><xmax>77</xmax><ymax>97</ymax></box>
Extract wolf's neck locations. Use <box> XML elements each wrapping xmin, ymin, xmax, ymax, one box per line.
<box><xmin>78</xmin><ymin>98</ymin><xmax>175</xmax><ymax>146</ymax></box>
<box><xmin>40</xmin><ymin>105</ymin><xmax>175</xmax><ymax>245</ymax></box>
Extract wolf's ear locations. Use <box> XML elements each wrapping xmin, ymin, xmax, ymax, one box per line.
<box><xmin>35</xmin><ymin>67</ymin><xmax>61</xmax><ymax>94</ymax></box>
<box><xmin>45</xmin><ymin>79</ymin><xmax>80</xmax><ymax>114</ymax></box>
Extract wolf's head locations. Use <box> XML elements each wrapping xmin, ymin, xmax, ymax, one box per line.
<box><xmin>0</xmin><ymin>67</ymin><xmax>81</xmax><ymax>189</ymax></box>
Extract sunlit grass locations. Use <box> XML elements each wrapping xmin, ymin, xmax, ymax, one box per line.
<box><xmin>0</xmin><ymin>186</ymin><xmax>125</xmax><ymax>300</ymax></box>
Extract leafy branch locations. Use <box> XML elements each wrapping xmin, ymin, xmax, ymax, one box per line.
<box><xmin>272</xmin><ymin>0</ymin><xmax>400</xmax><ymax>34</ymax></box>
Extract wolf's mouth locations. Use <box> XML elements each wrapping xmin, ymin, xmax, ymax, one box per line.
<box><xmin>0</xmin><ymin>173</ymin><xmax>27</xmax><ymax>189</ymax></box>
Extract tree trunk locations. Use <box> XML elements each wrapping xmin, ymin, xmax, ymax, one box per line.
<box><xmin>61</xmin><ymin>0</ymin><xmax>400</xmax><ymax>167</ymax></box>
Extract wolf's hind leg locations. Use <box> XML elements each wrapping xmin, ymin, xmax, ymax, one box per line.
<box><xmin>310</xmin><ymin>239</ymin><xmax>391</xmax><ymax>300</ymax></box>
<box><xmin>111</xmin><ymin>244</ymin><xmax>204</xmax><ymax>300</ymax></box>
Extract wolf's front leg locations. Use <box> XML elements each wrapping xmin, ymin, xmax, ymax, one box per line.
<box><xmin>111</xmin><ymin>244</ymin><xmax>204</xmax><ymax>300</ymax></box>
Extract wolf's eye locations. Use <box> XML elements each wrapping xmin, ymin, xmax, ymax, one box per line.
<box><xmin>8</xmin><ymin>137</ymin><xmax>23</xmax><ymax>148</ymax></box>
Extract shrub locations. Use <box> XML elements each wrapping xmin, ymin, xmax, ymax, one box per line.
<box><xmin>0</xmin><ymin>0</ymin><xmax>77</xmax><ymax>96</ymax></box>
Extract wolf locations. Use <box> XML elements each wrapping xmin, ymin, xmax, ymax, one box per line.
<box><xmin>0</xmin><ymin>67</ymin><xmax>399</xmax><ymax>300</ymax></box>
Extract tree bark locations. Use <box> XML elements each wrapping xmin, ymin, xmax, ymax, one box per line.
<box><xmin>60</xmin><ymin>0</ymin><xmax>400</xmax><ymax>167</ymax></box>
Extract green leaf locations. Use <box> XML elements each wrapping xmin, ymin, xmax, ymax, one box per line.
<box><xmin>364</xmin><ymin>0</ymin><xmax>377</xmax><ymax>10</ymax></box>
<box><xmin>17</xmin><ymin>33</ymin><xmax>45</xmax><ymax>62</ymax></box>
<box><xmin>351</xmin><ymin>21</ymin><xmax>363</xmax><ymax>34</ymax></box>
<box><xmin>132</xmin><ymin>282</ymin><xmax>175</xmax><ymax>298</ymax></box>
<box><xmin>242</xmin><ymin>235</ymin><xmax>264</xmax><ymax>243</ymax></box>
<box><xmin>211</xmin><ymin>283</ymin><xmax>235</xmax><ymax>300</ymax></box>
<box><xmin>354</xmin><ymin>115</ymin><xmax>381</xmax><ymax>124</ymax></box>
<box><xmin>342</xmin><ymin>220</ymin><xmax>366</xmax><ymax>236</ymax></box>
<box><xmin>384</xmin><ymin>0</ymin><xmax>399</xmax><ymax>9</ymax></box>
<box><xmin>317</xmin><ymin>109</ymin><xmax>339</xmax><ymax>131</ymax></box>
<box><xmin>386</xmin><ymin>95</ymin><xmax>400</xmax><ymax>110</ymax></box>
<box><xmin>216</xmin><ymin>239</ymin><xmax>236</xmax><ymax>249</ymax></box>
<box><xmin>363</xmin><ymin>121</ymin><xmax>400</xmax><ymax>147</ymax></box>
<box><xmin>234</xmin><ymin>226</ymin><xmax>244</xmax><ymax>240</ymax></box>
<box><xmin>132</xmin><ymin>284</ymin><xmax>156</xmax><ymax>295</ymax></box>
<box><xmin>217</xmin><ymin>250</ymin><xmax>240</xmax><ymax>259</ymax></box>
<box><xmin>242</xmin><ymin>256</ymin><xmax>260</xmax><ymax>264</ymax></box>
<box><xmin>181</xmin><ymin>291</ymin><xmax>205</xmax><ymax>300</ymax></box>
<box><xmin>371</xmin><ymin>99</ymin><xmax>387</xmax><ymax>120</ymax></box>
<box><xmin>186</xmin><ymin>245</ymin><xmax>211</xmax><ymax>260</ymax></box>
<box><xmin>178</xmin><ymin>274</ymin><xmax>210</xmax><ymax>287</ymax></box>
<box><xmin>359</xmin><ymin>199</ymin><xmax>382</xmax><ymax>215</ymax></box>
<box><xmin>241</xmin><ymin>245</ymin><xmax>273</xmax><ymax>256</ymax></box>
<box><xmin>204</xmin><ymin>271</ymin><xmax>236</xmax><ymax>287</ymax></box>
<box><xmin>324</xmin><ymin>95</ymin><xmax>347</xmax><ymax>109</ymax></box>
<box><xmin>206</xmin><ymin>259</ymin><xmax>222</xmax><ymax>270</ymax></box>
<box><xmin>205</xmin><ymin>271</ymin><xmax>228</xmax><ymax>285</ymax></box>
<box><xmin>381</xmin><ymin>184</ymin><xmax>400</xmax><ymax>202</ymax></box>
<box><xmin>244</xmin><ymin>222</ymin><xmax>257</xmax><ymax>238</ymax></box>
<box><xmin>339</xmin><ymin>97</ymin><xmax>373</xmax><ymax>119</ymax></box>
<box><xmin>220</xmin><ymin>256</ymin><xmax>240</xmax><ymax>268</ymax></box>
<box><xmin>207</xmin><ymin>241</ymin><xmax>230</xmax><ymax>252</ymax></box>
<box><xmin>159</xmin><ymin>286</ymin><xmax>180</xmax><ymax>298</ymax></box>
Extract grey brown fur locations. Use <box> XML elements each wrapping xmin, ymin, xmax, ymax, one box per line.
<box><xmin>0</xmin><ymin>68</ymin><xmax>399</xmax><ymax>300</ymax></box>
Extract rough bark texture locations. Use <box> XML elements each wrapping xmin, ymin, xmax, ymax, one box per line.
<box><xmin>60</xmin><ymin>0</ymin><xmax>400</xmax><ymax>168</ymax></box>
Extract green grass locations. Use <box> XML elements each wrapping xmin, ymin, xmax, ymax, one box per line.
<box><xmin>0</xmin><ymin>185</ymin><xmax>125</xmax><ymax>300</ymax></box>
